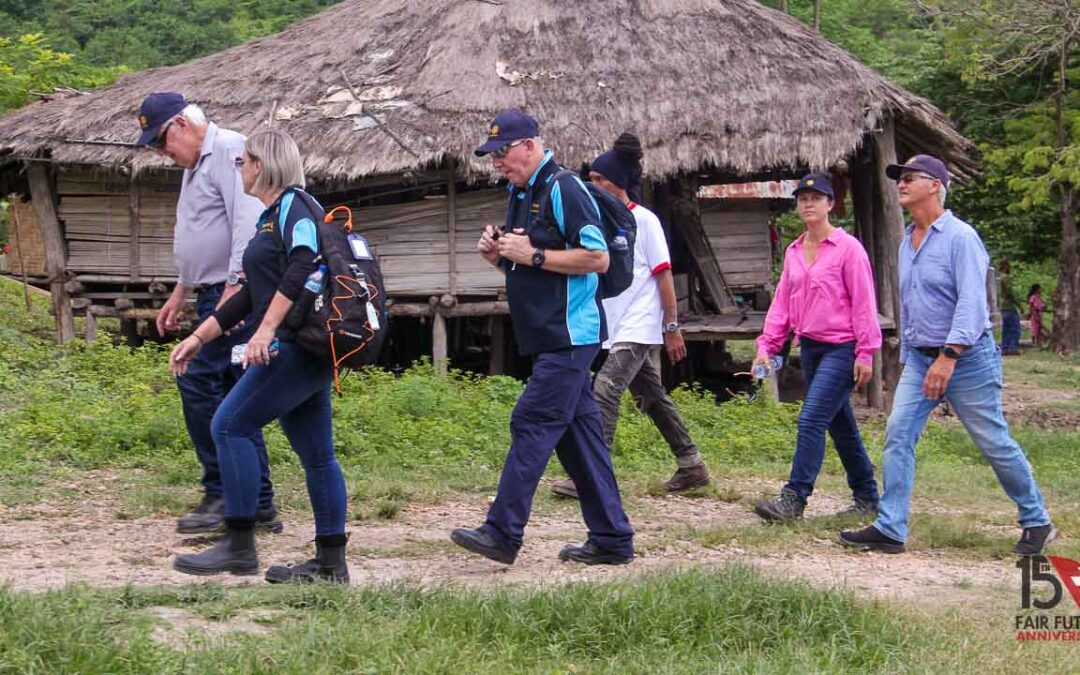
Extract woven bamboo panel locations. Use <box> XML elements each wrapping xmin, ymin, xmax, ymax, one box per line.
<box><xmin>6</xmin><ymin>197</ymin><xmax>47</xmax><ymax>277</ymax></box>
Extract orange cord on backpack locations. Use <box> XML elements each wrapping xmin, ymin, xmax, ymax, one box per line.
<box><xmin>324</xmin><ymin>274</ymin><xmax>379</xmax><ymax>395</ymax></box>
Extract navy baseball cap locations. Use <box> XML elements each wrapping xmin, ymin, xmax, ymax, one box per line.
<box><xmin>886</xmin><ymin>154</ymin><xmax>950</xmax><ymax>188</ymax></box>
<box><xmin>135</xmin><ymin>92</ymin><xmax>188</xmax><ymax>147</ymax></box>
<box><xmin>474</xmin><ymin>109</ymin><xmax>540</xmax><ymax>156</ymax></box>
<box><xmin>792</xmin><ymin>172</ymin><xmax>834</xmax><ymax>199</ymax></box>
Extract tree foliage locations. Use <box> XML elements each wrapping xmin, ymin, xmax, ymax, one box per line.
<box><xmin>0</xmin><ymin>33</ymin><xmax>123</xmax><ymax>113</ymax></box>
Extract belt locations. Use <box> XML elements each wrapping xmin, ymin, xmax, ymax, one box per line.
<box><xmin>189</xmin><ymin>282</ymin><xmax>225</xmax><ymax>294</ymax></box>
<box><xmin>914</xmin><ymin>346</ymin><xmax>941</xmax><ymax>358</ymax></box>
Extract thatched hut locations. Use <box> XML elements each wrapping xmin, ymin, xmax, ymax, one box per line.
<box><xmin>0</xmin><ymin>0</ymin><xmax>974</xmax><ymax>407</ymax></box>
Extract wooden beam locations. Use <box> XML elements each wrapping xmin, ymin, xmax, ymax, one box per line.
<box><xmin>84</xmin><ymin>309</ymin><xmax>97</xmax><ymax>343</ymax></box>
<box><xmin>26</xmin><ymin>163</ymin><xmax>75</xmax><ymax>343</ymax></box>
<box><xmin>870</xmin><ymin>117</ymin><xmax>908</xmax><ymax>410</ymax></box>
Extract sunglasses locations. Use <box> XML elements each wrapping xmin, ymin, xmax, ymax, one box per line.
<box><xmin>147</xmin><ymin>119</ymin><xmax>175</xmax><ymax>150</ymax></box>
<box><xmin>897</xmin><ymin>173</ymin><xmax>938</xmax><ymax>185</ymax></box>
<box><xmin>491</xmin><ymin>139</ymin><xmax>526</xmax><ymax>159</ymax></box>
<box><xmin>233</xmin><ymin>155</ymin><xmax>255</xmax><ymax>169</ymax></box>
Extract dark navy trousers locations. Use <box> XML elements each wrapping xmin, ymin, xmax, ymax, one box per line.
<box><xmin>482</xmin><ymin>344</ymin><xmax>634</xmax><ymax>557</ymax></box>
<box><xmin>176</xmin><ymin>284</ymin><xmax>275</xmax><ymax>509</ymax></box>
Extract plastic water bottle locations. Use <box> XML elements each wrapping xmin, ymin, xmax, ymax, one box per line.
<box><xmin>752</xmin><ymin>355</ymin><xmax>784</xmax><ymax>380</ymax></box>
<box><xmin>611</xmin><ymin>229</ymin><xmax>629</xmax><ymax>252</ymax></box>
<box><xmin>286</xmin><ymin>264</ymin><xmax>328</xmax><ymax>329</ymax></box>
<box><xmin>304</xmin><ymin>264</ymin><xmax>328</xmax><ymax>293</ymax></box>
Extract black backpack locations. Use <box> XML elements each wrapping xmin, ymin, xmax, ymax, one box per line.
<box><xmin>536</xmin><ymin>169</ymin><xmax>636</xmax><ymax>299</ymax></box>
<box><xmin>281</xmin><ymin>190</ymin><xmax>388</xmax><ymax>387</ymax></box>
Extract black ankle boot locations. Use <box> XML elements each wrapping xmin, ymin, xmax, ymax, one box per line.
<box><xmin>174</xmin><ymin>519</ymin><xmax>259</xmax><ymax>576</ymax></box>
<box><xmin>265</xmin><ymin>533</ymin><xmax>350</xmax><ymax>584</ymax></box>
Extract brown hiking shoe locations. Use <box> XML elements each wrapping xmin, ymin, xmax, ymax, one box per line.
<box><xmin>550</xmin><ymin>479</ymin><xmax>579</xmax><ymax>499</ymax></box>
<box><xmin>665</xmin><ymin>463</ymin><xmax>710</xmax><ymax>493</ymax></box>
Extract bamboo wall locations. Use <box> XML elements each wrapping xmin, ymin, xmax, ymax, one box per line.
<box><xmin>6</xmin><ymin>196</ymin><xmax>47</xmax><ymax>277</ymax></box>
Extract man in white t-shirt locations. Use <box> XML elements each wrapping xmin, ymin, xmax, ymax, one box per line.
<box><xmin>551</xmin><ymin>144</ymin><xmax>710</xmax><ymax>498</ymax></box>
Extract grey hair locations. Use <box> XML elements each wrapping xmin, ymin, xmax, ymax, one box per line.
<box><xmin>179</xmin><ymin>104</ymin><xmax>207</xmax><ymax>127</ymax></box>
<box><xmin>245</xmin><ymin>128</ymin><xmax>306</xmax><ymax>193</ymax></box>
<box><xmin>938</xmin><ymin>184</ymin><xmax>948</xmax><ymax>207</ymax></box>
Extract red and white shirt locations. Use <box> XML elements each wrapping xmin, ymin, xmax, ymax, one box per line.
<box><xmin>602</xmin><ymin>202</ymin><xmax>672</xmax><ymax>347</ymax></box>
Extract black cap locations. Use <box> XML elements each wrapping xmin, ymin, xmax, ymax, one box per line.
<box><xmin>135</xmin><ymin>92</ymin><xmax>188</xmax><ymax>147</ymax></box>
<box><xmin>474</xmin><ymin>109</ymin><xmax>540</xmax><ymax>156</ymax></box>
<box><xmin>885</xmin><ymin>154</ymin><xmax>950</xmax><ymax>188</ymax></box>
<box><xmin>792</xmin><ymin>172</ymin><xmax>834</xmax><ymax>199</ymax></box>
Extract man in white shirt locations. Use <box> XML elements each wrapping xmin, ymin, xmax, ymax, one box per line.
<box><xmin>551</xmin><ymin>141</ymin><xmax>710</xmax><ymax>498</ymax></box>
<box><xmin>137</xmin><ymin>92</ymin><xmax>280</xmax><ymax>535</ymax></box>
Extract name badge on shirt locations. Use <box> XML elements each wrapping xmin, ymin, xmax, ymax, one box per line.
<box><xmin>348</xmin><ymin>233</ymin><xmax>374</xmax><ymax>260</ymax></box>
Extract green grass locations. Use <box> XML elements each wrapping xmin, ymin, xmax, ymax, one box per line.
<box><xmin>1002</xmin><ymin>348</ymin><xmax>1080</xmax><ymax>391</ymax></box>
<box><xmin>0</xmin><ymin>567</ymin><xmax>1075</xmax><ymax>674</ymax></box>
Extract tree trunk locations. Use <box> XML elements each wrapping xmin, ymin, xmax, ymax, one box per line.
<box><xmin>813</xmin><ymin>0</ymin><xmax>821</xmax><ymax>30</ymax></box>
<box><xmin>1051</xmin><ymin>188</ymin><xmax>1080</xmax><ymax>352</ymax></box>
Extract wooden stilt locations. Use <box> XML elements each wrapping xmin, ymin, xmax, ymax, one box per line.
<box><xmin>489</xmin><ymin>315</ymin><xmax>506</xmax><ymax>375</ymax></box>
<box><xmin>432</xmin><ymin>311</ymin><xmax>448</xmax><ymax>372</ymax></box>
<box><xmin>851</xmin><ymin>143</ymin><xmax>884</xmax><ymax>409</ymax></box>
<box><xmin>27</xmin><ymin>164</ymin><xmax>75</xmax><ymax>343</ymax></box>
<box><xmin>84</xmin><ymin>310</ymin><xmax>97</xmax><ymax>343</ymax></box>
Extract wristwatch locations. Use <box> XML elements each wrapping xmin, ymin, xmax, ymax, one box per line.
<box><xmin>664</xmin><ymin>321</ymin><xmax>680</xmax><ymax>333</ymax></box>
<box><xmin>942</xmin><ymin>346</ymin><xmax>962</xmax><ymax>359</ymax></box>
<box><xmin>532</xmin><ymin>248</ymin><xmax>546</xmax><ymax>269</ymax></box>
<box><xmin>226</xmin><ymin>272</ymin><xmax>246</xmax><ymax>286</ymax></box>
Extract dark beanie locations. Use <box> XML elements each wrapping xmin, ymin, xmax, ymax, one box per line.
<box><xmin>591</xmin><ymin>150</ymin><xmax>632</xmax><ymax>189</ymax></box>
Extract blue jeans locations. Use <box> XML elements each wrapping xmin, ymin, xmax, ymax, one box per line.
<box><xmin>482</xmin><ymin>345</ymin><xmax>634</xmax><ymax>557</ymax></box>
<box><xmin>874</xmin><ymin>333</ymin><xmax>1050</xmax><ymax>542</ymax></box>
<box><xmin>176</xmin><ymin>284</ymin><xmax>275</xmax><ymax>508</ymax></box>
<box><xmin>786</xmin><ymin>338</ymin><xmax>879</xmax><ymax>503</ymax></box>
<box><xmin>1001</xmin><ymin>308</ymin><xmax>1021</xmax><ymax>352</ymax></box>
<box><xmin>210</xmin><ymin>341</ymin><xmax>346</xmax><ymax>535</ymax></box>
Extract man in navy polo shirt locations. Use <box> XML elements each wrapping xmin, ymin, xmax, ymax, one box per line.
<box><xmin>450</xmin><ymin>110</ymin><xmax>635</xmax><ymax>565</ymax></box>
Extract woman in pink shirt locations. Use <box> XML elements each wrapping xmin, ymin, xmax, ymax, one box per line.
<box><xmin>753</xmin><ymin>172</ymin><xmax>883</xmax><ymax>522</ymax></box>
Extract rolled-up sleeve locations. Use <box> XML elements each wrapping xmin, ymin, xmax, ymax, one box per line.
<box><xmin>844</xmin><ymin>243</ymin><xmax>882</xmax><ymax>365</ymax></box>
<box><xmin>756</xmin><ymin>251</ymin><xmax>793</xmax><ymax>358</ymax></box>
<box><xmin>945</xmin><ymin>232</ymin><xmax>991</xmax><ymax>346</ymax></box>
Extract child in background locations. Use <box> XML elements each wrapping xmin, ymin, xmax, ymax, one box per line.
<box><xmin>1028</xmin><ymin>284</ymin><xmax>1046</xmax><ymax>348</ymax></box>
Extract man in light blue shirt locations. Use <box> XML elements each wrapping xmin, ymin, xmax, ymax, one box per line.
<box><xmin>137</xmin><ymin>92</ymin><xmax>280</xmax><ymax>536</ymax></box>
<box><xmin>840</xmin><ymin>155</ymin><xmax>1054</xmax><ymax>556</ymax></box>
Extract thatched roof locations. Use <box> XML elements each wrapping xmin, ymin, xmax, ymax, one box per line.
<box><xmin>0</xmin><ymin>0</ymin><xmax>975</xmax><ymax>182</ymax></box>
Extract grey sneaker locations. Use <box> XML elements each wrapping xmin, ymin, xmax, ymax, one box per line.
<box><xmin>1015</xmin><ymin>524</ymin><xmax>1057</xmax><ymax>555</ymax></box>
<box><xmin>754</xmin><ymin>487</ymin><xmax>806</xmax><ymax>522</ymax></box>
<box><xmin>835</xmin><ymin>498</ymin><xmax>878</xmax><ymax>518</ymax></box>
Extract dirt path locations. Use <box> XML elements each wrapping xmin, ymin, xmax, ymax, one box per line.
<box><xmin>0</xmin><ymin>486</ymin><xmax>1018</xmax><ymax>611</ymax></box>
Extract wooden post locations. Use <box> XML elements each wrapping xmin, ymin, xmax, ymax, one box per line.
<box><xmin>432</xmin><ymin>311</ymin><xmax>448</xmax><ymax>372</ymax></box>
<box><xmin>129</xmin><ymin>178</ymin><xmax>141</xmax><ymax>281</ymax></box>
<box><xmin>447</xmin><ymin>169</ymin><xmax>458</xmax><ymax>296</ymax></box>
<box><xmin>27</xmin><ymin>163</ymin><xmax>75</xmax><ymax>343</ymax></box>
<box><xmin>84</xmin><ymin>309</ymin><xmax>97</xmax><ymax>343</ymax></box>
<box><xmin>489</xmin><ymin>315</ymin><xmax>506</xmax><ymax>375</ymax></box>
<box><xmin>870</xmin><ymin>117</ymin><xmax>907</xmax><ymax>410</ymax></box>
<box><xmin>850</xmin><ymin>144</ymin><xmax>884</xmax><ymax>409</ymax></box>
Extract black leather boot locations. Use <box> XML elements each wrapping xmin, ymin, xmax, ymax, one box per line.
<box><xmin>174</xmin><ymin>519</ymin><xmax>259</xmax><ymax>576</ymax></box>
<box><xmin>265</xmin><ymin>533</ymin><xmax>350</xmax><ymax>584</ymax></box>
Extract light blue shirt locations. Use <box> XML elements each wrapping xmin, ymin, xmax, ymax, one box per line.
<box><xmin>898</xmin><ymin>210</ymin><xmax>992</xmax><ymax>364</ymax></box>
<box><xmin>173</xmin><ymin>123</ymin><xmax>266</xmax><ymax>286</ymax></box>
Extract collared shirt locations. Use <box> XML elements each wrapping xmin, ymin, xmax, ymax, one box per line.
<box><xmin>173</xmin><ymin>123</ymin><xmax>266</xmax><ymax>286</ymax></box>
<box><xmin>501</xmin><ymin>150</ymin><xmax>608</xmax><ymax>355</ymax></box>
<box><xmin>756</xmin><ymin>228</ymin><xmax>882</xmax><ymax>366</ymax></box>
<box><xmin>898</xmin><ymin>209</ymin><xmax>992</xmax><ymax>363</ymax></box>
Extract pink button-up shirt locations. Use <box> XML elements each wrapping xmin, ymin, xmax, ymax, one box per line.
<box><xmin>756</xmin><ymin>228</ymin><xmax>882</xmax><ymax>366</ymax></box>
